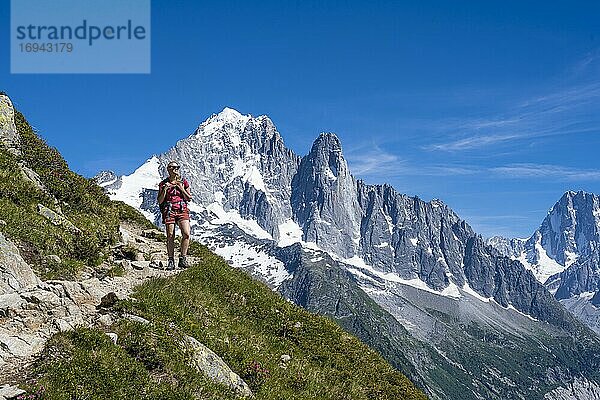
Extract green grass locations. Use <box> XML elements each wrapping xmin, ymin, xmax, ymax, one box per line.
<box><xmin>24</xmin><ymin>249</ymin><xmax>426</xmax><ymax>400</ymax></box>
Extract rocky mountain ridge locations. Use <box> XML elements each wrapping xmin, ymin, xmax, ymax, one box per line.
<box><xmin>100</xmin><ymin>106</ymin><xmax>600</xmax><ymax>399</ymax></box>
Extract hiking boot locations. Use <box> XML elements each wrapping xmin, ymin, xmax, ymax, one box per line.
<box><xmin>166</xmin><ymin>258</ymin><xmax>175</xmax><ymax>271</ymax></box>
<box><xmin>178</xmin><ymin>256</ymin><xmax>189</xmax><ymax>269</ymax></box>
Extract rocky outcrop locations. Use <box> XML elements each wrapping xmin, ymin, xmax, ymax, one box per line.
<box><xmin>554</xmin><ymin>251</ymin><xmax>600</xmax><ymax>301</ymax></box>
<box><xmin>36</xmin><ymin>204</ymin><xmax>81</xmax><ymax>234</ymax></box>
<box><xmin>486</xmin><ymin>236</ymin><xmax>526</xmax><ymax>259</ymax></box>
<box><xmin>544</xmin><ymin>378</ymin><xmax>600</xmax><ymax>400</ymax></box>
<box><xmin>0</xmin><ymin>224</ymin><xmax>183</xmax><ymax>377</ymax></box>
<box><xmin>19</xmin><ymin>164</ymin><xmax>46</xmax><ymax>192</ymax></box>
<box><xmin>0</xmin><ymin>95</ymin><xmax>20</xmax><ymax>155</ymax></box>
<box><xmin>0</xmin><ymin>233</ymin><xmax>40</xmax><ymax>294</ymax></box>
<box><xmin>184</xmin><ymin>335</ymin><xmax>253</xmax><ymax>398</ymax></box>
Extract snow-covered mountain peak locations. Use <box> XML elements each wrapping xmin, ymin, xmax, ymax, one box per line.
<box><xmin>488</xmin><ymin>190</ymin><xmax>600</xmax><ymax>285</ymax></box>
<box><xmin>195</xmin><ymin>107</ymin><xmax>251</xmax><ymax>138</ymax></box>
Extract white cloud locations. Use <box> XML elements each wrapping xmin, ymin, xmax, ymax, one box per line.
<box><xmin>424</xmin><ymin>133</ymin><xmax>522</xmax><ymax>151</ymax></box>
<box><xmin>492</xmin><ymin>164</ymin><xmax>600</xmax><ymax>181</ymax></box>
<box><xmin>347</xmin><ymin>146</ymin><xmax>403</xmax><ymax>177</ymax></box>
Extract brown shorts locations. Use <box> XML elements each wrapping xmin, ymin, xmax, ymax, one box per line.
<box><xmin>162</xmin><ymin>208</ymin><xmax>190</xmax><ymax>225</ymax></box>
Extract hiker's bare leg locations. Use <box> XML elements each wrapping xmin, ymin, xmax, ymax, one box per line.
<box><xmin>166</xmin><ymin>223</ymin><xmax>176</xmax><ymax>259</ymax></box>
<box><xmin>178</xmin><ymin>219</ymin><xmax>191</xmax><ymax>257</ymax></box>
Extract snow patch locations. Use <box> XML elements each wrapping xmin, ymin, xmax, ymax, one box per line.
<box><xmin>565</xmin><ymin>251</ymin><xmax>579</xmax><ymax>268</ymax></box>
<box><xmin>209</xmin><ymin>239</ymin><xmax>290</xmax><ymax>287</ymax></box>
<box><xmin>278</xmin><ymin>219</ymin><xmax>304</xmax><ymax>247</ymax></box>
<box><xmin>242</xmin><ymin>165</ymin><xmax>267</xmax><ymax>192</ymax></box>
<box><xmin>533</xmin><ymin>240</ymin><xmax>566</xmax><ymax>284</ymax></box>
<box><xmin>462</xmin><ymin>283</ymin><xmax>492</xmax><ymax>303</ymax></box>
<box><xmin>409</xmin><ymin>238</ymin><xmax>418</xmax><ymax>246</ymax></box>
<box><xmin>506</xmin><ymin>304</ymin><xmax>539</xmax><ymax>322</ymax></box>
<box><xmin>344</xmin><ymin>256</ymin><xmax>461</xmax><ymax>299</ymax></box>
<box><xmin>203</xmin><ymin>202</ymin><xmax>273</xmax><ymax>240</ymax></box>
<box><xmin>110</xmin><ymin>156</ymin><xmax>161</xmax><ymax>221</ymax></box>
<box><xmin>383</xmin><ymin>212</ymin><xmax>394</xmax><ymax>235</ymax></box>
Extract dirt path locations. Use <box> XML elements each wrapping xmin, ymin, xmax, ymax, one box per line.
<box><xmin>0</xmin><ymin>223</ymin><xmax>196</xmax><ymax>387</ymax></box>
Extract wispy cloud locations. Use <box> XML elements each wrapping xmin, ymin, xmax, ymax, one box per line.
<box><xmin>424</xmin><ymin>133</ymin><xmax>522</xmax><ymax>151</ymax></box>
<box><xmin>423</xmin><ymin>70</ymin><xmax>600</xmax><ymax>152</ymax></box>
<box><xmin>347</xmin><ymin>146</ymin><xmax>403</xmax><ymax>177</ymax></box>
<box><xmin>492</xmin><ymin>163</ymin><xmax>600</xmax><ymax>181</ymax></box>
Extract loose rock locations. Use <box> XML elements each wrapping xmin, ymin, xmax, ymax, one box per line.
<box><xmin>97</xmin><ymin>292</ymin><xmax>118</xmax><ymax>309</ymax></box>
<box><xmin>0</xmin><ymin>384</ymin><xmax>26</xmax><ymax>399</ymax></box>
<box><xmin>105</xmin><ymin>332</ymin><xmax>118</xmax><ymax>344</ymax></box>
<box><xmin>184</xmin><ymin>335</ymin><xmax>254</xmax><ymax>398</ymax></box>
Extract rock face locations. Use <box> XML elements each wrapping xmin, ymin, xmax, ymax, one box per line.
<box><xmin>291</xmin><ymin>133</ymin><xmax>361</xmax><ymax>258</ymax></box>
<box><xmin>0</xmin><ymin>94</ymin><xmax>20</xmax><ymax>155</ymax></box>
<box><xmin>490</xmin><ymin>191</ymin><xmax>600</xmax><ymax>284</ymax></box>
<box><xmin>99</xmin><ymin>108</ymin><xmax>600</xmax><ymax>399</ymax></box>
<box><xmin>536</xmin><ymin>191</ymin><xmax>600</xmax><ymax>267</ymax></box>
<box><xmin>486</xmin><ymin>235</ymin><xmax>526</xmax><ymax>259</ymax></box>
<box><xmin>0</xmin><ymin>233</ymin><xmax>40</xmax><ymax>294</ymax></box>
<box><xmin>99</xmin><ymin>108</ymin><xmax>300</xmax><ymax>238</ymax></box>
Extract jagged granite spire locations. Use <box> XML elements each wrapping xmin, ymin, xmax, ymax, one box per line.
<box><xmin>291</xmin><ymin>133</ymin><xmax>361</xmax><ymax>258</ymax></box>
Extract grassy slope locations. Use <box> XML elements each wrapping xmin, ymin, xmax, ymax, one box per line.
<box><xmin>22</xmin><ymin>241</ymin><xmax>427</xmax><ymax>400</ymax></box>
<box><xmin>0</xmin><ymin>110</ymin><xmax>151</xmax><ymax>279</ymax></box>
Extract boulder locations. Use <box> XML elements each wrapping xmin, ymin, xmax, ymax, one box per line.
<box><xmin>0</xmin><ymin>384</ymin><xmax>26</xmax><ymax>400</ymax></box>
<box><xmin>37</xmin><ymin>204</ymin><xmax>81</xmax><ymax>234</ymax></box>
<box><xmin>0</xmin><ymin>233</ymin><xmax>40</xmax><ymax>294</ymax></box>
<box><xmin>183</xmin><ymin>335</ymin><xmax>253</xmax><ymax>398</ymax></box>
<box><xmin>97</xmin><ymin>292</ymin><xmax>118</xmax><ymax>309</ymax></box>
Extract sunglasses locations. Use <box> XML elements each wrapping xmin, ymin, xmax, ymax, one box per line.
<box><xmin>168</xmin><ymin>165</ymin><xmax>180</xmax><ymax>170</ymax></box>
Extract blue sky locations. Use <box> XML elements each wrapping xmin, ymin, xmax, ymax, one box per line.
<box><xmin>1</xmin><ymin>0</ymin><xmax>600</xmax><ymax>238</ymax></box>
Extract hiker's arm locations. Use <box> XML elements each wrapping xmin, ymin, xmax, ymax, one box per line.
<box><xmin>157</xmin><ymin>183</ymin><xmax>168</xmax><ymax>204</ymax></box>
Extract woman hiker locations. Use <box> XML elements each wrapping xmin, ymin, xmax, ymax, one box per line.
<box><xmin>157</xmin><ymin>161</ymin><xmax>193</xmax><ymax>270</ymax></box>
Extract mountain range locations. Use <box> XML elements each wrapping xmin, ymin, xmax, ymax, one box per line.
<box><xmin>98</xmin><ymin>107</ymin><xmax>600</xmax><ymax>399</ymax></box>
